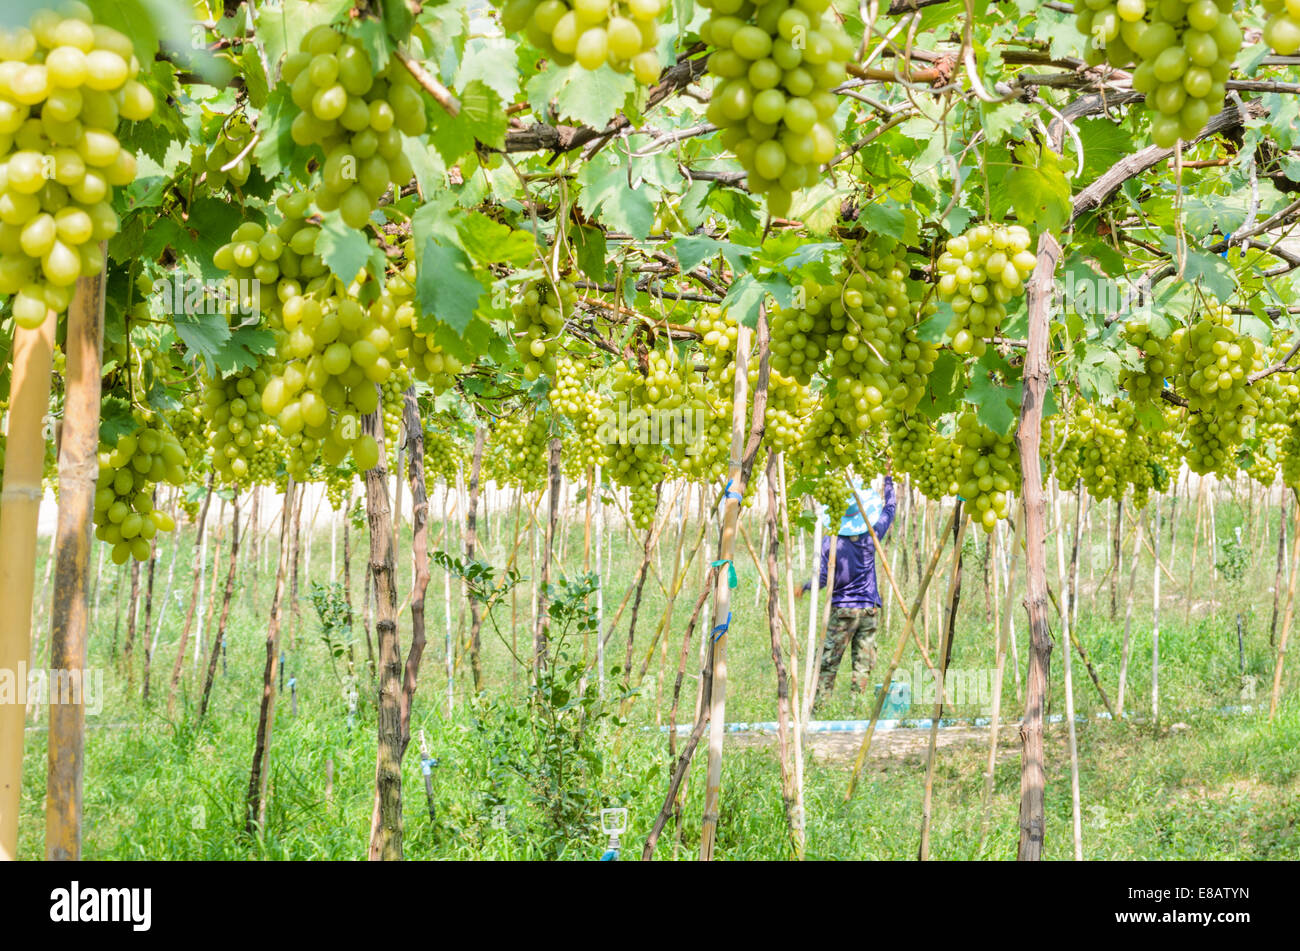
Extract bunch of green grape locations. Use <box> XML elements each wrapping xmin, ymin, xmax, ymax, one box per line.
<box><xmin>1168</xmin><ymin>305</ymin><xmax>1262</xmax><ymax>475</ymax></box>
<box><xmin>1262</xmin><ymin>0</ymin><xmax>1300</xmax><ymax>53</ymax></box>
<box><xmin>763</xmin><ymin>366</ymin><xmax>814</xmax><ymax>455</ymax></box>
<box><xmin>694</xmin><ymin>305</ymin><xmax>739</xmax><ymax>381</ymax></box>
<box><xmin>513</xmin><ymin>277</ymin><xmax>575</xmax><ymax>382</ymax></box>
<box><xmin>0</xmin><ymin>1</ymin><xmax>154</xmax><ymax>329</ymax></box>
<box><xmin>671</xmin><ymin>376</ymin><xmax>730</xmax><ymax>484</ymax></box>
<box><xmin>497</xmin><ymin>0</ymin><xmax>664</xmax><ymax>81</ymax></box>
<box><xmin>551</xmin><ymin>353</ymin><xmax>605</xmax><ymax>479</ymax></box>
<box><xmin>773</xmin><ymin>236</ymin><xmax>934</xmax><ymax>439</ymax></box>
<box><xmin>380</xmin><ymin>365</ymin><xmax>411</xmax><ymax>468</ymax></box>
<box><xmin>953</xmin><ymin>411</ymin><xmax>1018</xmax><ymax>532</ymax></box>
<box><xmin>603</xmin><ymin>358</ymin><xmax>677</xmax><ymax>528</ymax></box>
<box><xmin>388</xmin><ymin>247</ymin><xmax>464</xmax><ymax>391</ymax></box>
<box><xmin>170</xmin><ymin>393</ymin><xmax>207</xmax><ymax>466</ymax></box>
<box><xmin>485</xmin><ymin>409</ymin><xmax>550</xmax><ymax>491</ymax></box>
<box><xmin>93</xmin><ymin>413</ymin><xmax>185</xmax><ymax>563</ymax></box>
<box><xmin>804</xmin><ymin>466</ymin><xmax>851</xmax><ymax>531</ymax></box>
<box><xmin>213</xmin><ymin>194</ymin><xmax>397</xmax><ymax>475</ymax></box>
<box><xmin>1079</xmin><ymin>0</ymin><xmax>1241</xmax><ymax>148</ymax></box>
<box><xmin>194</xmin><ymin>112</ymin><xmax>254</xmax><ymax>191</ymax></box>
<box><xmin>889</xmin><ymin>414</ymin><xmax>958</xmax><ymax>502</ymax></box>
<box><xmin>423</xmin><ymin>422</ymin><xmax>464</xmax><ymax>493</ymax></box>
<box><xmin>701</xmin><ymin>0</ymin><xmax>851</xmax><ymax>217</ymax></box>
<box><xmin>282</xmin><ymin>24</ymin><xmax>423</xmax><ymax>229</ymax></box>
<box><xmin>200</xmin><ymin>365</ymin><xmax>280</xmax><ymax>486</ymax></box>
<box><xmin>934</xmin><ymin>223</ymin><xmax>1036</xmax><ymax>357</ymax></box>
<box><xmin>1121</xmin><ymin>319</ymin><xmax>1172</xmax><ymax>405</ymax></box>
<box><xmin>324</xmin><ymin>465</ymin><xmax>354</xmax><ymax>510</ymax></box>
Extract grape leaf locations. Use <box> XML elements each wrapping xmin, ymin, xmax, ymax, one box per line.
<box><xmin>316</xmin><ymin>212</ymin><xmax>388</xmax><ymax>284</ymax></box>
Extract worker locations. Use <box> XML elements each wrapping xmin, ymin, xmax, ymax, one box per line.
<box><xmin>797</xmin><ymin>466</ymin><xmax>896</xmax><ymax>715</ymax></box>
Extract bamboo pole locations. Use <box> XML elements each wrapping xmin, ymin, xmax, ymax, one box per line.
<box><xmin>801</xmin><ymin>494</ymin><xmax>824</xmax><ymax>726</ymax></box>
<box><xmin>198</xmin><ymin>491</ymin><xmax>239</xmax><ymax>727</ymax></box>
<box><xmin>776</xmin><ymin>455</ymin><xmax>805</xmax><ymax>854</ymax></box>
<box><xmin>699</xmin><ymin>321</ymin><xmax>753</xmax><ymax>862</ymax></box>
<box><xmin>1116</xmin><ymin>502</ymin><xmax>1144</xmax><ymax>715</ymax></box>
<box><xmin>918</xmin><ymin>507</ymin><xmax>968</xmax><ymax>860</ymax></box>
<box><xmin>166</xmin><ymin>476</ymin><xmax>214</xmax><ymax>715</ymax></box>
<box><xmin>1055</xmin><ymin>483</ymin><xmax>1084</xmax><ymax>861</ymax></box>
<box><xmin>0</xmin><ymin>308</ymin><xmax>56</xmax><ymax>860</ymax></box>
<box><xmin>1152</xmin><ymin>496</ymin><xmax>1162</xmax><ymax>725</ymax></box>
<box><xmin>1183</xmin><ymin>479</ymin><xmax>1205</xmax><ymax>627</ymax></box>
<box><xmin>1269</xmin><ymin>493</ymin><xmax>1300</xmax><ymax>718</ymax></box>
<box><xmin>978</xmin><ymin>504</ymin><xmax>1021</xmax><ymax>851</ymax></box>
<box><xmin>844</xmin><ymin>503</ymin><xmax>960</xmax><ymax>800</ymax></box>
<box><xmin>44</xmin><ymin>265</ymin><xmax>104</xmax><ymax>861</ymax></box>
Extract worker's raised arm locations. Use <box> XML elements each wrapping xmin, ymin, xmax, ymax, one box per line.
<box><xmin>874</xmin><ymin>475</ymin><xmax>897</xmax><ymax>539</ymax></box>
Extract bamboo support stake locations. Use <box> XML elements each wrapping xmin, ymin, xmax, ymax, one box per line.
<box><xmin>844</xmin><ymin>503</ymin><xmax>960</xmax><ymax>801</ymax></box>
<box><xmin>978</xmin><ymin>505</ymin><xmax>1021</xmax><ymax>851</ymax></box>
<box><xmin>1055</xmin><ymin>484</ymin><xmax>1084</xmax><ymax>861</ymax></box>
<box><xmin>801</xmin><ymin>494</ymin><xmax>824</xmax><ymax>726</ymax></box>
<box><xmin>1270</xmin><ymin>493</ymin><xmax>1300</xmax><ymax>718</ymax></box>
<box><xmin>44</xmin><ymin>266</ymin><xmax>104</xmax><ymax>861</ymax></box>
<box><xmin>699</xmin><ymin>322</ymin><xmax>752</xmax><ymax>862</ymax></box>
<box><xmin>918</xmin><ymin>508</ymin><xmax>969</xmax><ymax>860</ymax></box>
<box><xmin>1117</xmin><ymin>503</ymin><xmax>1144</xmax><ymax>715</ymax></box>
<box><xmin>776</xmin><ymin>455</ymin><xmax>805</xmax><ymax>852</ymax></box>
<box><xmin>1183</xmin><ymin>480</ymin><xmax>1205</xmax><ymax>627</ymax></box>
<box><xmin>1152</xmin><ymin>497</ymin><xmax>1162</xmax><ymax>725</ymax></box>
<box><xmin>0</xmin><ymin>308</ymin><xmax>56</xmax><ymax>861</ymax></box>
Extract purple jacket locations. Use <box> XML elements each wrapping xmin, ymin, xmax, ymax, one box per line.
<box><xmin>807</xmin><ymin>477</ymin><xmax>896</xmax><ymax>609</ymax></box>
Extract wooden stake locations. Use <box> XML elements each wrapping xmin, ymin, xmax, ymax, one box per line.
<box><xmin>1013</xmin><ymin>230</ymin><xmax>1060</xmax><ymax>861</ymax></box>
<box><xmin>44</xmin><ymin>266</ymin><xmax>104</xmax><ymax>861</ymax></box>
<box><xmin>1269</xmin><ymin>493</ymin><xmax>1300</xmax><ymax>718</ymax></box>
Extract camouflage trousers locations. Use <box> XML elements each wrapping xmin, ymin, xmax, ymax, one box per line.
<box><xmin>813</xmin><ymin>606</ymin><xmax>879</xmax><ymax>712</ymax></box>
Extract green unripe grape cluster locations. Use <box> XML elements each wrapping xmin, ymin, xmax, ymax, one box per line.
<box><xmin>1121</xmin><ymin>320</ymin><xmax>1171</xmax><ymax>405</ymax></box>
<box><xmin>485</xmin><ymin>410</ymin><xmax>550</xmax><ymax>491</ymax></box>
<box><xmin>513</xmin><ymin>278</ymin><xmax>576</xmax><ymax>381</ymax></box>
<box><xmin>763</xmin><ymin>366</ymin><xmax>814</xmax><ymax>455</ymax></box>
<box><xmin>889</xmin><ymin>414</ymin><xmax>958</xmax><ymax>502</ymax></box>
<box><xmin>380</xmin><ymin>366</ymin><xmax>411</xmax><ymax>469</ymax></box>
<box><xmin>1262</xmin><ymin>0</ymin><xmax>1300</xmax><ymax>54</ymax></box>
<box><xmin>201</xmin><ymin>365</ymin><xmax>281</xmax><ymax>486</ymax></box>
<box><xmin>551</xmin><ymin>354</ymin><xmax>605</xmax><ymax>478</ymax></box>
<box><xmin>282</xmin><ymin>24</ymin><xmax>424</xmax><ymax>229</ymax></box>
<box><xmin>953</xmin><ymin>411</ymin><xmax>1018</xmax><ymax>533</ymax></box>
<box><xmin>934</xmin><ymin>223</ymin><xmax>1035</xmax><ymax>357</ymax></box>
<box><xmin>93</xmin><ymin>414</ymin><xmax>186</xmax><ymax>563</ymax></box>
<box><xmin>497</xmin><ymin>0</ymin><xmax>665</xmax><ymax>82</ymax></box>
<box><xmin>0</xmin><ymin>1</ymin><xmax>154</xmax><ymax>329</ymax></box>
<box><xmin>1168</xmin><ymin>306</ymin><xmax>1262</xmax><ymax>475</ymax></box>
<box><xmin>194</xmin><ymin>112</ymin><xmax>254</xmax><ymax>191</ymax></box>
<box><xmin>772</xmin><ymin>236</ymin><xmax>933</xmax><ymax>439</ymax></box>
<box><xmin>1079</xmin><ymin>0</ymin><xmax>1241</xmax><ymax>148</ymax></box>
<box><xmin>422</xmin><ymin>422</ymin><xmax>465</xmax><ymax>495</ymax></box>
<box><xmin>701</xmin><ymin>0</ymin><xmax>852</xmax><ymax>218</ymax></box>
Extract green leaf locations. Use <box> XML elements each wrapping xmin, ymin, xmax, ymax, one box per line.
<box><xmin>430</xmin><ymin>81</ymin><xmax>505</xmax><ymax>163</ymax></box>
<box><xmin>577</xmin><ymin>152</ymin><xmax>655</xmax><ymax>239</ymax></box>
<box><xmin>858</xmin><ymin>198</ymin><xmax>908</xmax><ymax>241</ymax></box>
<box><xmin>570</xmin><ymin>223</ymin><xmax>608</xmax><ymax>283</ymax></box>
<box><xmin>554</xmin><ymin>65</ymin><xmax>637</xmax><ymax>129</ymax></box>
<box><xmin>172</xmin><ymin>311</ymin><xmax>231</xmax><ymax>373</ymax></box>
<box><xmin>458</xmin><ymin>212</ymin><xmax>537</xmax><ymax>266</ymax></box>
<box><xmin>916</xmin><ymin>301</ymin><xmax>955</xmax><ymax>343</ymax></box>
<box><xmin>316</xmin><ymin>212</ymin><xmax>387</xmax><ymax>284</ymax></box>
<box><xmin>674</xmin><ymin>236</ymin><xmax>752</xmax><ymax>275</ymax></box>
<box><xmin>995</xmin><ymin>142</ymin><xmax>1071</xmax><ymax>234</ymax></box>
<box><xmin>965</xmin><ymin>369</ymin><xmax>1020</xmax><ymax>437</ymax></box>
<box><xmin>918</xmin><ymin>350</ymin><xmax>966</xmax><ymax>419</ymax></box>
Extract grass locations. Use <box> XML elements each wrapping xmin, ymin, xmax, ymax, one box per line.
<box><xmin>13</xmin><ymin>481</ymin><xmax>1300</xmax><ymax>859</ymax></box>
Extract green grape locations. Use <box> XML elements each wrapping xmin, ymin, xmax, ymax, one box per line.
<box><xmin>1167</xmin><ymin>304</ymin><xmax>1262</xmax><ymax>476</ymax></box>
<box><xmin>1263</xmin><ymin>0</ymin><xmax>1300</xmax><ymax>55</ymax></box>
<box><xmin>283</xmin><ymin>24</ymin><xmax>424</xmax><ymax>231</ymax></box>
<box><xmin>512</xmin><ymin>277</ymin><xmax>575</xmax><ymax>381</ymax></box>
<box><xmin>934</xmin><ymin>223</ymin><xmax>1036</xmax><ymax>356</ymax></box>
<box><xmin>953</xmin><ymin>410</ymin><xmax>1019</xmax><ymax>533</ymax></box>
<box><xmin>92</xmin><ymin>409</ymin><xmax>187</xmax><ymax>563</ymax></box>
<box><xmin>701</xmin><ymin>0</ymin><xmax>853</xmax><ymax>216</ymax></box>
<box><xmin>496</xmin><ymin>0</ymin><xmax>664</xmax><ymax>82</ymax></box>
<box><xmin>0</xmin><ymin>2</ymin><xmax>153</xmax><ymax>328</ymax></box>
<box><xmin>485</xmin><ymin>409</ymin><xmax>551</xmax><ymax>491</ymax></box>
